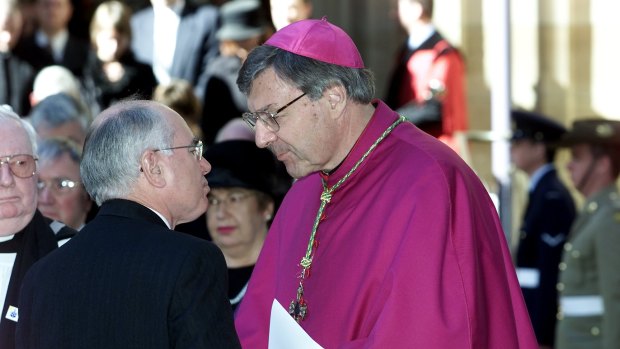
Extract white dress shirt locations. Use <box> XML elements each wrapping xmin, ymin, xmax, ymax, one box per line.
<box><xmin>152</xmin><ymin>0</ymin><xmax>185</xmax><ymax>84</ymax></box>
<box><xmin>35</xmin><ymin>29</ymin><xmax>69</xmax><ymax>63</ymax></box>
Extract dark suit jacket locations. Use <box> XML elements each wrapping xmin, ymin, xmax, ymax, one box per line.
<box><xmin>14</xmin><ymin>34</ymin><xmax>90</xmax><ymax>78</ymax></box>
<box><xmin>516</xmin><ymin>167</ymin><xmax>576</xmax><ymax>346</ymax></box>
<box><xmin>201</xmin><ymin>55</ymin><xmax>247</xmax><ymax>145</ymax></box>
<box><xmin>82</xmin><ymin>50</ymin><xmax>158</xmax><ymax>112</ymax></box>
<box><xmin>0</xmin><ymin>53</ymin><xmax>35</xmax><ymax>115</ymax></box>
<box><xmin>16</xmin><ymin>199</ymin><xmax>241</xmax><ymax>349</ymax></box>
<box><xmin>0</xmin><ymin>211</ymin><xmax>59</xmax><ymax>349</ymax></box>
<box><xmin>130</xmin><ymin>3</ymin><xmax>220</xmax><ymax>100</ymax></box>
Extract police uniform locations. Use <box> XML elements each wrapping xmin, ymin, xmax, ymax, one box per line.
<box><xmin>512</xmin><ymin>111</ymin><xmax>577</xmax><ymax>346</ymax></box>
<box><xmin>555</xmin><ymin>119</ymin><xmax>620</xmax><ymax>349</ymax></box>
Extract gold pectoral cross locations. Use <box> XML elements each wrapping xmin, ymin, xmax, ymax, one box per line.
<box><xmin>289</xmin><ymin>284</ymin><xmax>307</xmax><ymax>322</ymax></box>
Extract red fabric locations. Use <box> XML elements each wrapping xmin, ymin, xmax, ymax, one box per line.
<box><xmin>235</xmin><ymin>101</ymin><xmax>536</xmax><ymax>348</ymax></box>
<box><xmin>397</xmin><ymin>40</ymin><xmax>468</xmax><ymax>148</ymax></box>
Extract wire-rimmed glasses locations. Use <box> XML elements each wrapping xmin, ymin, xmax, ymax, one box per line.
<box><xmin>155</xmin><ymin>140</ymin><xmax>204</xmax><ymax>161</ymax></box>
<box><xmin>37</xmin><ymin>178</ymin><xmax>81</xmax><ymax>194</ymax></box>
<box><xmin>207</xmin><ymin>191</ymin><xmax>254</xmax><ymax>208</ymax></box>
<box><xmin>0</xmin><ymin>154</ymin><xmax>38</xmax><ymax>178</ymax></box>
<box><xmin>242</xmin><ymin>92</ymin><xmax>307</xmax><ymax>132</ymax></box>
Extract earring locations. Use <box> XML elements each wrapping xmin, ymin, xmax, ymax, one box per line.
<box><xmin>265</xmin><ymin>214</ymin><xmax>272</xmax><ymax>220</ymax></box>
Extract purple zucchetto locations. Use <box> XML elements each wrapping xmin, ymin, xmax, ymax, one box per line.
<box><xmin>264</xmin><ymin>17</ymin><xmax>365</xmax><ymax>69</ymax></box>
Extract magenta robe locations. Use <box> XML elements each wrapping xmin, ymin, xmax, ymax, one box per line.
<box><xmin>235</xmin><ymin>100</ymin><xmax>537</xmax><ymax>348</ymax></box>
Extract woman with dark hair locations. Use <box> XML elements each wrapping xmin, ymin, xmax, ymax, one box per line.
<box><xmin>82</xmin><ymin>1</ymin><xmax>157</xmax><ymax>113</ymax></box>
<box><xmin>204</xmin><ymin>140</ymin><xmax>291</xmax><ymax>311</ymax></box>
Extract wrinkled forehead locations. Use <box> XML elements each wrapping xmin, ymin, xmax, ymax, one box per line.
<box><xmin>247</xmin><ymin>68</ymin><xmax>297</xmax><ymax>110</ymax></box>
<box><xmin>0</xmin><ymin>122</ymin><xmax>32</xmax><ymax>156</ymax></box>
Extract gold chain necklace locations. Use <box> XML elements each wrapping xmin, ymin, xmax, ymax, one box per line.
<box><xmin>288</xmin><ymin>116</ymin><xmax>405</xmax><ymax>322</ymax></box>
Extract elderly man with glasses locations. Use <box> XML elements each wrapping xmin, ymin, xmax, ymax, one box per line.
<box><xmin>16</xmin><ymin>100</ymin><xmax>241</xmax><ymax>348</ymax></box>
<box><xmin>234</xmin><ymin>18</ymin><xmax>537</xmax><ymax>348</ymax></box>
<box><xmin>0</xmin><ymin>106</ymin><xmax>74</xmax><ymax>349</ymax></box>
<box><xmin>36</xmin><ymin>137</ymin><xmax>94</xmax><ymax>231</ymax></box>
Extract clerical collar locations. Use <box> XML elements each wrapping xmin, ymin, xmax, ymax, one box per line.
<box><xmin>0</xmin><ymin>235</ymin><xmax>14</xmax><ymax>243</ymax></box>
<box><xmin>321</xmin><ymin>104</ymin><xmax>378</xmax><ymax>177</ymax></box>
<box><xmin>408</xmin><ymin>23</ymin><xmax>435</xmax><ymax>50</ymax></box>
<box><xmin>321</xmin><ymin>161</ymin><xmax>343</xmax><ymax>177</ymax></box>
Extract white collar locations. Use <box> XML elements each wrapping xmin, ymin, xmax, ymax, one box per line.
<box><xmin>145</xmin><ymin>207</ymin><xmax>172</xmax><ymax>229</ymax></box>
<box><xmin>528</xmin><ymin>163</ymin><xmax>554</xmax><ymax>192</ymax></box>
<box><xmin>153</xmin><ymin>0</ymin><xmax>185</xmax><ymax>16</ymax></box>
<box><xmin>408</xmin><ymin>23</ymin><xmax>435</xmax><ymax>50</ymax></box>
<box><xmin>35</xmin><ymin>29</ymin><xmax>68</xmax><ymax>48</ymax></box>
<box><xmin>35</xmin><ymin>29</ymin><xmax>69</xmax><ymax>61</ymax></box>
<box><xmin>0</xmin><ymin>235</ymin><xmax>15</xmax><ymax>243</ymax></box>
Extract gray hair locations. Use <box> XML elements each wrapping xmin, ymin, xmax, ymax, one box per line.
<box><xmin>81</xmin><ymin>101</ymin><xmax>175</xmax><ymax>205</ymax></box>
<box><xmin>37</xmin><ymin>137</ymin><xmax>82</xmax><ymax>165</ymax></box>
<box><xmin>29</xmin><ymin>93</ymin><xmax>90</xmax><ymax>132</ymax></box>
<box><xmin>32</xmin><ymin>65</ymin><xmax>82</xmax><ymax>105</ymax></box>
<box><xmin>237</xmin><ymin>45</ymin><xmax>375</xmax><ymax>104</ymax></box>
<box><xmin>0</xmin><ymin>105</ymin><xmax>38</xmax><ymax>155</ymax></box>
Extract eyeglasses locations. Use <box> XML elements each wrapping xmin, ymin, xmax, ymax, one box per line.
<box><xmin>0</xmin><ymin>154</ymin><xmax>38</xmax><ymax>178</ymax></box>
<box><xmin>37</xmin><ymin>178</ymin><xmax>81</xmax><ymax>194</ymax></box>
<box><xmin>207</xmin><ymin>192</ymin><xmax>254</xmax><ymax>208</ymax></box>
<box><xmin>155</xmin><ymin>140</ymin><xmax>204</xmax><ymax>161</ymax></box>
<box><xmin>242</xmin><ymin>92</ymin><xmax>307</xmax><ymax>132</ymax></box>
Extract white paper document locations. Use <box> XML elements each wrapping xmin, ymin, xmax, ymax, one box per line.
<box><xmin>268</xmin><ymin>299</ymin><xmax>324</xmax><ymax>349</ymax></box>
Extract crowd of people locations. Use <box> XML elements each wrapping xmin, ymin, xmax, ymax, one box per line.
<box><xmin>1</xmin><ymin>0</ymin><xmax>313</xmax><ymax>142</ymax></box>
<box><xmin>1</xmin><ymin>0</ymin><xmax>619</xmax><ymax>348</ymax></box>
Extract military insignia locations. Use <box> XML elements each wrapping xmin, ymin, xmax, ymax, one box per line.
<box><xmin>587</xmin><ymin>201</ymin><xmax>598</xmax><ymax>213</ymax></box>
<box><xmin>542</xmin><ymin>233</ymin><xmax>566</xmax><ymax>247</ymax></box>
<box><xmin>596</xmin><ymin>124</ymin><xmax>614</xmax><ymax>138</ymax></box>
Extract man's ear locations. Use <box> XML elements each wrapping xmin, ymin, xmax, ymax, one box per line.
<box><xmin>325</xmin><ymin>84</ymin><xmax>346</xmax><ymax>116</ymax></box>
<box><xmin>140</xmin><ymin>151</ymin><xmax>166</xmax><ymax>188</ymax></box>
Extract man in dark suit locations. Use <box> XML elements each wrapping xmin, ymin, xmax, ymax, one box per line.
<box><xmin>13</xmin><ymin>0</ymin><xmax>90</xmax><ymax>78</ymax></box>
<box><xmin>0</xmin><ymin>106</ymin><xmax>74</xmax><ymax>349</ymax></box>
<box><xmin>131</xmin><ymin>0</ymin><xmax>220</xmax><ymax>100</ymax></box>
<box><xmin>201</xmin><ymin>0</ymin><xmax>265</xmax><ymax>145</ymax></box>
<box><xmin>16</xmin><ymin>100</ymin><xmax>241</xmax><ymax>348</ymax></box>
<box><xmin>511</xmin><ymin>110</ymin><xmax>576</xmax><ymax>348</ymax></box>
<box><xmin>0</xmin><ymin>1</ymin><xmax>35</xmax><ymax>115</ymax></box>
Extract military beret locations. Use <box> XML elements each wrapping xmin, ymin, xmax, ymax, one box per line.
<box><xmin>204</xmin><ymin>140</ymin><xmax>278</xmax><ymax>197</ymax></box>
<box><xmin>511</xmin><ymin>110</ymin><xmax>567</xmax><ymax>143</ymax></box>
<box><xmin>557</xmin><ymin>119</ymin><xmax>620</xmax><ymax>146</ymax></box>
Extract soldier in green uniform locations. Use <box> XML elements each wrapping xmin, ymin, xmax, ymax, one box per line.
<box><xmin>555</xmin><ymin>119</ymin><xmax>620</xmax><ymax>349</ymax></box>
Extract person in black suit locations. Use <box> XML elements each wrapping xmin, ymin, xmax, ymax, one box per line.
<box><xmin>14</xmin><ymin>0</ymin><xmax>90</xmax><ymax>78</ymax></box>
<box><xmin>511</xmin><ymin>110</ymin><xmax>577</xmax><ymax>348</ymax></box>
<box><xmin>16</xmin><ymin>100</ymin><xmax>241</xmax><ymax>349</ymax></box>
<box><xmin>0</xmin><ymin>2</ymin><xmax>35</xmax><ymax>115</ymax></box>
<box><xmin>130</xmin><ymin>0</ymin><xmax>220</xmax><ymax>100</ymax></box>
<box><xmin>201</xmin><ymin>0</ymin><xmax>265</xmax><ymax>145</ymax></box>
<box><xmin>0</xmin><ymin>106</ymin><xmax>74</xmax><ymax>349</ymax></box>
